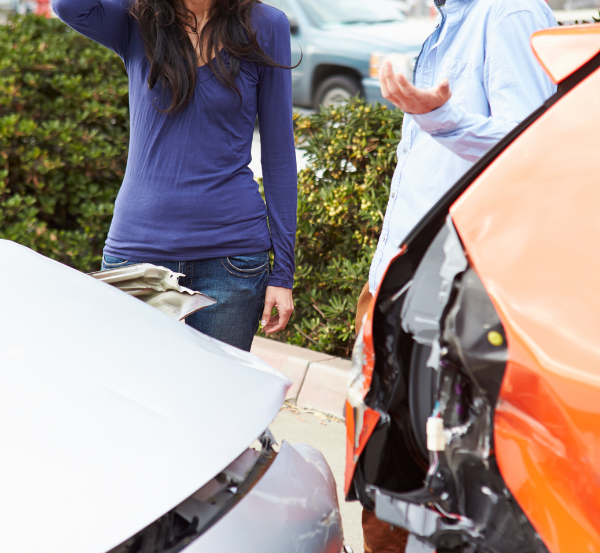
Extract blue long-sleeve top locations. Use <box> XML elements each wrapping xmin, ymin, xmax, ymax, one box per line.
<box><xmin>53</xmin><ymin>0</ymin><xmax>297</xmax><ymax>289</ymax></box>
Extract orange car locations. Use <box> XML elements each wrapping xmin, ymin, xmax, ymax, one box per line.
<box><xmin>345</xmin><ymin>25</ymin><xmax>600</xmax><ymax>553</ymax></box>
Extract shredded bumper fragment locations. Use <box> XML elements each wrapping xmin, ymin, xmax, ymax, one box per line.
<box><xmin>89</xmin><ymin>263</ymin><xmax>216</xmax><ymax>321</ymax></box>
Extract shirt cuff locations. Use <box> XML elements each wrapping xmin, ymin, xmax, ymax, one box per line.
<box><xmin>267</xmin><ymin>273</ymin><xmax>294</xmax><ymax>290</ymax></box>
<box><xmin>411</xmin><ymin>98</ymin><xmax>466</xmax><ymax>135</ymax></box>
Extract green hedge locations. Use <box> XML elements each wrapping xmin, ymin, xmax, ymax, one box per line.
<box><xmin>0</xmin><ymin>15</ymin><xmax>402</xmax><ymax>357</ymax></box>
<box><xmin>282</xmin><ymin>103</ymin><xmax>402</xmax><ymax>357</ymax></box>
<box><xmin>0</xmin><ymin>15</ymin><xmax>128</xmax><ymax>271</ymax></box>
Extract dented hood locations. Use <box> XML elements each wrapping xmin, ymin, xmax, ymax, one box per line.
<box><xmin>0</xmin><ymin>241</ymin><xmax>291</xmax><ymax>553</ymax></box>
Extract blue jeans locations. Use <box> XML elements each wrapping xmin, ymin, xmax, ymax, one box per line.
<box><xmin>101</xmin><ymin>251</ymin><xmax>270</xmax><ymax>351</ymax></box>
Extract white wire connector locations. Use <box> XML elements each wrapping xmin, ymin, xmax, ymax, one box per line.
<box><xmin>427</xmin><ymin>417</ymin><xmax>446</xmax><ymax>451</ymax></box>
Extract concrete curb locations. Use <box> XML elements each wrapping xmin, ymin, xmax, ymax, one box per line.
<box><xmin>251</xmin><ymin>336</ymin><xmax>351</xmax><ymax>420</ymax></box>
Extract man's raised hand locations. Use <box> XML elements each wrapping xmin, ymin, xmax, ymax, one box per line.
<box><xmin>379</xmin><ymin>60</ymin><xmax>452</xmax><ymax>114</ymax></box>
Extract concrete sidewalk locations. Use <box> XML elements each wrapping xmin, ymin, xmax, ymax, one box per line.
<box><xmin>251</xmin><ymin>336</ymin><xmax>352</xmax><ymax>420</ymax></box>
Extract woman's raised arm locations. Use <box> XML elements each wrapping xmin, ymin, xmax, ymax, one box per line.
<box><xmin>52</xmin><ymin>0</ymin><xmax>132</xmax><ymax>61</ymax></box>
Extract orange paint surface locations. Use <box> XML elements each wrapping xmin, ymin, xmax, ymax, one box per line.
<box><xmin>451</xmin><ymin>60</ymin><xmax>600</xmax><ymax>552</ymax></box>
<box><xmin>531</xmin><ymin>25</ymin><xmax>600</xmax><ymax>83</ymax></box>
<box><xmin>344</xmin><ymin>402</ymin><xmax>380</xmax><ymax>495</ymax></box>
<box><xmin>344</xmin><ymin>276</ymin><xmax>380</xmax><ymax>496</ymax></box>
<box><xmin>36</xmin><ymin>0</ymin><xmax>53</xmax><ymax>17</ymax></box>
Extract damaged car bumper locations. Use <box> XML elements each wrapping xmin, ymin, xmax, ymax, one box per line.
<box><xmin>110</xmin><ymin>438</ymin><xmax>345</xmax><ymax>553</ymax></box>
<box><xmin>346</xmin><ymin>219</ymin><xmax>537</xmax><ymax>553</ymax></box>
<box><xmin>183</xmin><ymin>441</ymin><xmax>344</xmax><ymax>553</ymax></box>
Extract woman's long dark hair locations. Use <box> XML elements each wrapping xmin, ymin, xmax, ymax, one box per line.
<box><xmin>130</xmin><ymin>0</ymin><xmax>290</xmax><ymax>114</ymax></box>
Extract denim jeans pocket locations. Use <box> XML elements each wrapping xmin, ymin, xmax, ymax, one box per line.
<box><xmin>222</xmin><ymin>251</ymin><xmax>270</xmax><ymax>278</ymax></box>
<box><xmin>101</xmin><ymin>254</ymin><xmax>136</xmax><ymax>270</ymax></box>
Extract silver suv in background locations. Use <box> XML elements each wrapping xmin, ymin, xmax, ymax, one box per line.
<box><xmin>264</xmin><ymin>0</ymin><xmax>432</xmax><ymax>108</ymax></box>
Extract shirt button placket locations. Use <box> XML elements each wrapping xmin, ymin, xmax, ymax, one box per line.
<box><xmin>391</xmin><ymin>140</ymin><xmax>410</xmax><ymax>200</ymax></box>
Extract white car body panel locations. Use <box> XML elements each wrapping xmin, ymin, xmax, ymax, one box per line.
<box><xmin>186</xmin><ymin>441</ymin><xmax>344</xmax><ymax>553</ymax></box>
<box><xmin>0</xmin><ymin>241</ymin><xmax>291</xmax><ymax>553</ymax></box>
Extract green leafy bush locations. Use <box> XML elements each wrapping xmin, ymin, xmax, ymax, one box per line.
<box><xmin>273</xmin><ymin>99</ymin><xmax>403</xmax><ymax>357</ymax></box>
<box><xmin>0</xmin><ymin>15</ymin><xmax>128</xmax><ymax>271</ymax></box>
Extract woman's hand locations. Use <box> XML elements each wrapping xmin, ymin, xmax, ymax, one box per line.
<box><xmin>379</xmin><ymin>60</ymin><xmax>451</xmax><ymax>114</ymax></box>
<box><xmin>261</xmin><ymin>286</ymin><xmax>294</xmax><ymax>334</ymax></box>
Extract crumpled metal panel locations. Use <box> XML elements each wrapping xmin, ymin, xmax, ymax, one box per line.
<box><xmin>89</xmin><ymin>264</ymin><xmax>216</xmax><ymax>320</ymax></box>
<box><xmin>0</xmin><ymin>240</ymin><xmax>291</xmax><ymax>553</ymax></box>
<box><xmin>185</xmin><ymin>441</ymin><xmax>345</xmax><ymax>553</ymax></box>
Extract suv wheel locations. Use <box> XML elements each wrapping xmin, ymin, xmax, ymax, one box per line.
<box><xmin>314</xmin><ymin>75</ymin><xmax>361</xmax><ymax>110</ymax></box>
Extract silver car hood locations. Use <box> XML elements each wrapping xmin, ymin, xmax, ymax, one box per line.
<box><xmin>0</xmin><ymin>241</ymin><xmax>291</xmax><ymax>553</ymax></box>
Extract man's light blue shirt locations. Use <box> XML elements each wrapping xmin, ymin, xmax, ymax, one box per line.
<box><xmin>369</xmin><ymin>0</ymin><xmax>556</xmax><ymax>294</ymax></box>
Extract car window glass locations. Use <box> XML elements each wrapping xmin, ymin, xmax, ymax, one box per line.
<box><xmin>297</xmin><ymin>0</ymin><xmax>405</xmax><ymax>28</ymax></box>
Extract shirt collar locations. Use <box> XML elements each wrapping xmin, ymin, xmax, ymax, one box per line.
<box><xmin>435</xmin><ymin>0</ymin><xmax>474</xmax><ymax>21</ymax></box>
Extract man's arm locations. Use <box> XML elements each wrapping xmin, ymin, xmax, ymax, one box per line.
<box><xmin>381</xmin><ymin>10</ymin><xmax>556</xmax><ymax>162</ymax></box>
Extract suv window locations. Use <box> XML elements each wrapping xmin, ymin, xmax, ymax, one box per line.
<box><xmin>298</xmin><ymin>0</ymin><xmax>404</xmax><ymax>28</ymax></box>
<box><xmin>265</xmin><ymin>0</ymin><xmax>296</xmax><ymax>20</ymax></box>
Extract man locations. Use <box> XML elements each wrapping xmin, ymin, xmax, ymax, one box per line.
<box><xmin>356</xmin><ymin>0</ymin><xmax>556</xmax><ymax>551</ymax></box>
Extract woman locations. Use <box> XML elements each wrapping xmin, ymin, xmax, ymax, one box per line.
<box><xmin>53</xmin><ymin>0</ymin><xmax>297</xmax><ymax>351</ymax></box>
